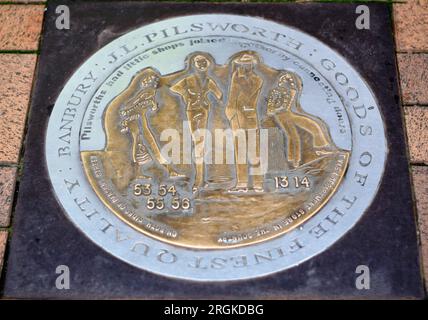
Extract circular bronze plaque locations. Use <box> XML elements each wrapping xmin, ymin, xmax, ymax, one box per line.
<box><xmin>46</xmin><ymin>14</ymin><xmax>386</xmax><ymax>281</ymax></box>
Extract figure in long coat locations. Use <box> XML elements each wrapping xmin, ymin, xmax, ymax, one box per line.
<box><xmin>225</xmin><ymin>53</ymin><xmax>264</xmax><ymax>192</ymax></box>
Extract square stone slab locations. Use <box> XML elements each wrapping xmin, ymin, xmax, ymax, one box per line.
<box><xmin>1</xmin><ymin>1</ymin><xmax>424</xmax><ymax>299</ymax></box>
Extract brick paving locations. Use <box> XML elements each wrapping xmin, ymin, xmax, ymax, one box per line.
<box><xmin>394</xmin><ymin>0</ymin><xmax>428</xmax><ymax>290</ymax></box>
<box><xmin>0</xmin><ymin>3</ymin><xmax>44</xmax><ymax>290</ymax></box>
<box><xmin>0</xmin><ymin>1</ymin><xmax>427</xmax><ymax>296</ymax></box>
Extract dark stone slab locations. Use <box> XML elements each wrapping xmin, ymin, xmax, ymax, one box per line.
<box><xmin>1</xmin><ymin>1</ymin><xmax>424</xmax><ymax>299</ymax></box>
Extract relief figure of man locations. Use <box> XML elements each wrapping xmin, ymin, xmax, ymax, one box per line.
<box><xmin>225</xmin><ymin>52</ymin><xmax>264</xmax><ymax>192</ymax></box>
<box><xmin>170</xmin><ymin>53</ymin><xmax>223</xmax><ymax>190</ymax></box>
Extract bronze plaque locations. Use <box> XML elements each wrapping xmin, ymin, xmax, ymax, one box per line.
<box><xmin>46</xmin><ymin>14</ymin><xmax>386</xmax><ymax>281</ymax></box>
<box><xmin>81</xmin><ymin>51</ymin><xmax>349</xmax><ymax>249</ymax></box>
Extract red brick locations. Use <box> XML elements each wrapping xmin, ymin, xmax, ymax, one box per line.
<box><xmin>394</xmin><ymin>0</ymin><xmax>428</xmax><ymax>52</ymax></box>
<box><xmin>0</xmin><ymin>54</ymin><xmax>37</xmax><ymax>164</ymax></box>
<box><xmin>398</xmin><ymin>53</ymin><xmax>428</xmax><ymax>105</ymax></box>
<box><xmin>0</xmin><ymin>5</ymin><xmax>44</xmax><ymax>51</ymax></box>
<box><xmin>404</xmin><ymin>107</ymin><xmax>428</xmax><ymax>164</ymax></box>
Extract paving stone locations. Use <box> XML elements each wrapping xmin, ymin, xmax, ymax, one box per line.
<box><xmin>0</xmin><ymin>54</ymin><xmax>37</xmax><ymax>164</ymax></box>
<box><xmin>0</xmin><ymin>5</ymin><xmax>44</xmax><ymax>51</ymax></box>
<box><xmin>393</xmin><ymin>0</ymin><xmax>428</xmax><ymax>52</ymax></box>
<box><xmin>0</xmin><ymin>167</ymin><xmax>17</xmax><ymax>227</ymax></box>
<box><xmin>2</xmin><ymin>1</ymin><xmax>423</xmax><ymax>299</ymax></box>
<box><xmin>398</xmin><ymin>53</ymin><xmax>428</xmax><ymax>105</ymax></box>
<box><xmin>404</xmin><ymin>107</ymin><xmax>428</xmax><ymax>165</ymax></box>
